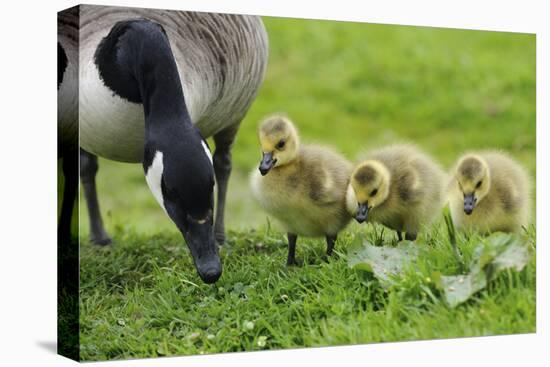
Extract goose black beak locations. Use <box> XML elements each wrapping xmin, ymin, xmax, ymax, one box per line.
<box><xmin>355</xmin><ymin>202</ymin><xmax>369</xmax><ymax>223</ymax></box>
<box><xmin>463</xmin><ymin>193</ymin><xmax>476</xmax><ymax>215</ymax></box>
<box><xmin>259</xmin><ymin>152</ymin><xmax>276</xmax><ymax>176</ymax></box>
<box><xmin>183</xmin><ymin>220</ymin><xmax>222</xmax><ymax>284</ymax></box>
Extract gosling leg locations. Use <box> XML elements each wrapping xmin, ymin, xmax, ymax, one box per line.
<box><xmin>325</xmin><ymin>235</ymin><xmax>337</xmax><ymax>256</ymax></box>
<box><xmin>286</xmin><ymin>232</ymin><xmax>298</xmax><ymax>266</ymax></box>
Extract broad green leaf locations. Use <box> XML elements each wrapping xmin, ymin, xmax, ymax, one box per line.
<box><xmin>490</xmin><ymin>234</ymin><xmax>531</xmax><ymax>272</ymax></box>
<box><xmin>347</xmin><ymin>234</ymin><xmax>419</xmax><ymax>288</ymax></box>
<box><xmin>436</xmin><ymin>233</ymin><xmax>531</xmax><ymax>308</ymax></box>
<box><xmin>438</xmin><ymin>268</ymin><xmax>488</xmax><ymax>308</ymax></box>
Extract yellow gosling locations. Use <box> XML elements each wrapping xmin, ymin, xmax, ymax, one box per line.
<box><xmin>250</xmin><ymin>114</ymin><xmax>353</xmax><ymax>265</ymax></box>
<box><xmin>448</xmin><ymin>151</ymin><xmax>531</xmax><ymax>233</ymax></box>
<box><xmin>346</xmin><ymin>144</ymin><xmax>446</xmax><ymax>241</ymax></box>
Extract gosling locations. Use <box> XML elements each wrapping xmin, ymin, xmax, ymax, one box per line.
<box><xmin>346</xmin><ymin>144</ymin><xmax>446</xmax><ymax>241</ymax></box>
<box><xmin>448</xmin><ymin>151</ymin><xmax>531</xmax><ymax>233</ymax></box>
<box><xmin>250</xmin><ymin>115</ymin><xmax>353</xmax><ymax>265</ymax></box>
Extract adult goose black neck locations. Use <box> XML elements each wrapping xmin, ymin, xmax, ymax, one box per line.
<box><xmin>94</xmin><ymin>19</ymin><xmax>191</xmax><ymax>125</ymax></box>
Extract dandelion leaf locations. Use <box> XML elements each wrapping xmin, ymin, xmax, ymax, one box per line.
<box><xmin>436</xmin><ymin>233</ymin><xmax>531</xmax><ymax>307</ymax></box>
<box><xmin>347</xmin><ymin>234</ymin><xmax>419</xmax><ymax>287</ymax></box>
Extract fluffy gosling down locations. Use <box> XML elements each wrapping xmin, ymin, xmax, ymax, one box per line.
<box><xmin>346</xmin><ymin>144</ymin><xmax>446</xmax><ymax>241</ymax></box>
<box><xmin>250</xmin><ymin>115</ymin><xmax>353</xmax><ymax>265</ymax></box>
<box><xmin>448</xmin><ymin>151</ymin><xmax>531</xmax><ymax>233</ymax></box>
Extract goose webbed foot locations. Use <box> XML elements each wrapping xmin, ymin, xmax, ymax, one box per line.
<box><xmin>90</xmin><ymin>232</ymin><xmax>112</xmax><ymax>246</ymax></box>
<box><xmin>286</xmin><ymin>258</ymin><xmax>300</xmax><ymax>267</ymax></box>
<box><xmin>405</xmin><ymin>232</ymin><xmax>417</xmax><ymax>241</ymax></box>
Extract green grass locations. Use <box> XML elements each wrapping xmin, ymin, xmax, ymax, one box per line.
<box><xmin>79</xmin><ymin>224</ymin><xmax>536</xmax><ymax>360</ymax></box>
<box><xmin>77</xmin><ymin>17</ymin><xmax>536</xmax><ymax>360</ymax></box>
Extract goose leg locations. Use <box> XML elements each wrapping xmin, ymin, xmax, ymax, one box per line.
<box><xmin>212</xmin><ymin>128</ymin><xmax>237</xmax><ymax>244</ymax></box>
<box><xmin>325</xmin><ymin>235</ymin><xmax>337</xmax><ymax>256</ymax></box>
<box><xmin>287</xmin><ymin>232</ymin><xmax>298</xmax><ymax>266</ymax></box>
<box><xmin>58</xmin><ymin>153</ymin><xmax>78</xmax><ymax>246</ymax></box>
<box><xmin>397</xmin><ymin>231</ymin><xmax>403</xmax><ymax>242</ymax></box>
<box><xmin>80</xmin><ymin>149</ymin><xmax>111</xmax><ymax>245</ymax></box>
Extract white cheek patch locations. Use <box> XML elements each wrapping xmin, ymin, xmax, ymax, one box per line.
<box><xmin>145</xmin><ymin>151</ymin><xmax>167</xmax><ymax>214</ymax></box>
<box><xmin>201</xmin><ymin>140</ymin><xmax>213</xmax><ymax>164</ymax></box>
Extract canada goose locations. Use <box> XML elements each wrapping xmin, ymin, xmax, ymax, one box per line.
<box><xmin>58</xmin><ymin>5</ymin><xmax>268</xmax><ymax>283</ymax></box>
<box><xmin>250</xmin><ymin>115</ymin><xmax>353</xmax><ymax>265</ymax></box>
<box><xmin>448</xmin><ymin>151</ymin><xmax>531</xmax><ymax>233</ymax></box>
<box><xmin>346</xmin><ymin>144</ymin><xmax>446</xmax><ymax>241</ymax></box>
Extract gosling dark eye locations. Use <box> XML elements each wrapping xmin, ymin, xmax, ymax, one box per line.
<box><xmin>476</xmin><ymin>180</ymin><xmax>482</xmax><ymax>189</ymax></box>
<box><xmin>370</xmin><ymin>188</ymin><xmax>378</xmax><ymax>197</ymax></box>
<box><xmin>276</xmin><ymin>140</ymin><xmax>286</xmax><ymax>150</ymax></box>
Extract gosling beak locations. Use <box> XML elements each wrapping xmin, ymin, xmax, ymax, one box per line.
<box><xmin>259</xmin><ymin>152</ymin><xmax>277</xmax><ymax>176</ymax></box>
<box><xmin>463</xmin><ymin>193</ymin><xmax>477</xmax><ymax>215</ymax></box>
<box><xmin>355</xmin><ymin>202</ymin><xmax>369</xmax><ymax>223</ymax></box>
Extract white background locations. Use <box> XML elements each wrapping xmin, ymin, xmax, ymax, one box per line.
<box><xmin>0</xmin><ymin>0</ymin><xmax>547</xmax><ymax>365</ymax></box>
